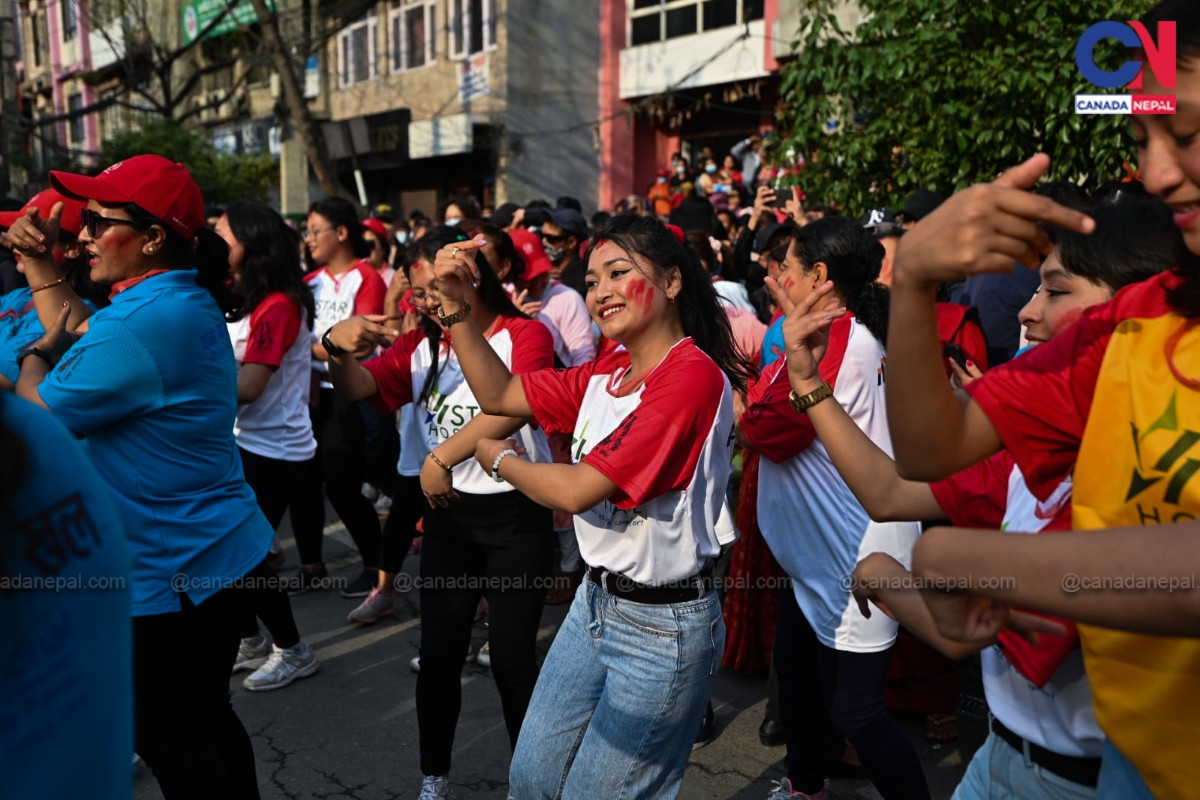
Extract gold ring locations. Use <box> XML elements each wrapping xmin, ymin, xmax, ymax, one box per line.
<box><xmin>451</xmin><ymin>247</ymin><xmax>459</xmax><ymax>257</ymax></box>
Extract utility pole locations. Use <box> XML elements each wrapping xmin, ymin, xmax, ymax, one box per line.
<box><xmin>0</xmin><ymin>0</ymin><xmax>18</xmax><ymax>196</ymax></box>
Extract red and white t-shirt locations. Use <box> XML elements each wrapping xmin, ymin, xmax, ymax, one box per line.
<box><xmin>228</xmin><ymin>292</ymin><xmax>316</xmax><ymax>461</ymax></box>
<box><xmin>931</xmin><ymin>453</ymin><xmax>1101</xmax><ymax>759</ymax></box>
<box><xmin>365</xmin><ymin>315</ymin><xmax>554</xmax><ymax>494</ymax></box>
<box><xmin>306</xmin><ymin>259</ymin><xmax>387</xmax><ymax>385</ymax></box>
<box><xmin>522</xmin><ymin>338</ymin><xmax>735</xmax><ymax>585</ymax></box>
<box><xmin>742</xmin><ymin>315</ymin><xmax>920</xmax><ymax>652</ymax></box>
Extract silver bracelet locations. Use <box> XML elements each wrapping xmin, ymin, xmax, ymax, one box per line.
<box><xmin>491</xmin><ymin>448</ymin><xmax>519</xmax><ymax>483</ymax></box>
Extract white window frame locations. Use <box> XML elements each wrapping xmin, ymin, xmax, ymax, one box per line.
<box><xmin>627</xmin><ymin>0</ymin><xmax>760</xmax><ymax>46</ymax></box>
<box><xmin>448</xmin><ymin>0</ymin><xmax>495</xmax><ymax>61</ymax></box>
<box><xmin>390</xmin><ymin>0</ymin><xmax>434</xmax><ymax>73</ymax></box>
<box><xmin>338</xmin><ymin>11</ymin><xmax>378</xmax><ymax>88</ymax></box>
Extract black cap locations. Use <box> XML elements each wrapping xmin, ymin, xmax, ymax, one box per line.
<box><xmin>899</xmin><ymin>190</ymin><xmax>944</xmax><ymax>222</ymax></box>
<box><xmin>754</xmin><ymin>219</ymin><xmax>796</xmax><ymax>255</ymax></box>
<box><xmin>548</xmin><ymin>208</ymin><xmax>590</xmax><ymax>241</ymax></box>
<box><xmin>490</xmin><ymin>202</ymin><xmax>520</xmax><ymax>228</ymax></box>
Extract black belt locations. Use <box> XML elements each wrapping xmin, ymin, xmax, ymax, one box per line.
<box><xmin>586</xmin><ymin>563</ymin><xmax>713</xmax><ymax>605</ymax></box>
<box><xmin>990</xmin><ymin>717</ymin><xmax>1101</xmax><ymax>788</ymax></box>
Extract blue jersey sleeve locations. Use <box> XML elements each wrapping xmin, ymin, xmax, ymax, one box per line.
<box><xmin>38</xmin><ymin>317</ymin><xmax>164</xmax><ymax>436</ymax></box>
<box><xmin>760</xmin><ymin>317</ymin><xmax>786</xmax><ymax>369</ymax></box>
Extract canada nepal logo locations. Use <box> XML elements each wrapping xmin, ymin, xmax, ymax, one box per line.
<box><xmin>1074</xmin><ymin>21</ymin><xmax>1176</xmax><ymax>115</ymax></box>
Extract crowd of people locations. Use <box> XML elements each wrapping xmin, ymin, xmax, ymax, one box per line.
<box><xmin>1</xmin><ymin>1</ymin><xmax>1197</xmax><ymax>798</ymax></box>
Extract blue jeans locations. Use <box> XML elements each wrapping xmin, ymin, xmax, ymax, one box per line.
<box><xmin>509</xmin><ymin>579</ymin><xmax>723</xmax><ymax>799</ymax></box>
<box><xmin>952</xmin><ymin>730</ymin><xmax>1096</xmax><ymax>800</ymax></box>
<box><xmin>1096</xmin><ymin>739</ymin><xmax>1153</xmax><ymax>799</ymax></box>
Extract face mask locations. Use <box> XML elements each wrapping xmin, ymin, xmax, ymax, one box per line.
<box><xmin>445</xmin><ymin>218</ymin><xmax>460</xmax><ymax>227</ymax></box>
<box><xmin>657</xmin><ymin>177</ymin><xmax>667</xmax><ymax>184</ymax></box>
<box><xmin>395</xmin><ymin>231</ymin><xmax>410</xmax><ymax>244</ymax></box>
<box><xmin>675</xmin><ymin>165</ymin><xmax>686</xmax><ymax>174</ymax></box>
<box><xmin>544</xmin><ymin>245</ymin><xmax>565</xmax><ymax>262</ymax></box>
<box><xmin>705</xmin><ymin>164</ymin><xmax>718</xmax><ymax>174</ymax></box>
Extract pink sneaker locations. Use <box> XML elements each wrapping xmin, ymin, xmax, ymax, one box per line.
<box><xmin>347</xmin><ymin>587</ymin><xmax>395</xmax><ymax>624</ymax></box>
<box><xmin>766</xmin><ymin>777</ymin><xmax>826</xmax><ymax>799</ymax></box>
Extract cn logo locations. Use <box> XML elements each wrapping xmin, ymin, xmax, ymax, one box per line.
<box><xmin>1075</xmin><ymin>21</ymin><xmax>1176</xmax><ymax>90</ymax></box>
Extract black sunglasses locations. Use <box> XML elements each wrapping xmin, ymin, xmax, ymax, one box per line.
<box><xmin>541</xmin><ymin>232</ymin><xmax>568</xmax><ymax>245</ymax></box>
<box><xmin>80</xmin><ymin>208</ymin><xmax>141</xmax><ymax>239</ymax></box>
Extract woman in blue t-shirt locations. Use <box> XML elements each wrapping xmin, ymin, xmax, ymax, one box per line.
<box><xmin>7</xmin><ymin>154</ymin><xmax>271</xmax><ymax>800</ymax></box>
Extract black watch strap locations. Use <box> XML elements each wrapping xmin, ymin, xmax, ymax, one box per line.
<box><xmin>321</xmin><ymin>327</ymin><xmax>347</xmax><ymax>357</ymax></box>
<box><xmin>17</xmin><ymin>344</ymin><xmax>56</xmax><ymax>370</ymax></box>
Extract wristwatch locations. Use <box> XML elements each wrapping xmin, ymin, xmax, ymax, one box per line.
<box><xmin>788</xmin><ymin>381</ymin><xmax>833</xmax><ymax>413</ymax></box>
<box><xmin>437</xmin><ymin>300</ymin><xmax>472</xmax><ymax>327</ymax></box>
<box><xmin>320</xmin><ymin>327</ymin><xmax>347</xmax><ymax>357</ymax></box>
<box><xmin>16</xmin><ymin>343</ymin><xmax>56</xmax><ymax>370</ymax></box>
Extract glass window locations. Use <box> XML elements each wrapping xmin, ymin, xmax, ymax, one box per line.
<box><xmin>67</xmin><ymin>92</ymin><xmax>84</xmax><ymax>144</ymax></box>
<box><xmin>60</xmin><ymin>0</ymin><xmax>76</xmax><ymax>42</ymax></box>
<box><xmin>450</xmin><ymin>0</ymin><xmax>493</xmax><ymax>58</ymax></box>
<box><xmin>392</xmin><ymin>0</ymin><xmax>433</xmax><ymax>71</ymax></box>
<box><xmin>743</xmin><ymin>0</ymin><xmax>763</xmax><ymax>21</ymax></box>
<box><xmin>630</xmin><ymin>13</ymin><xmax>660</xmax><ymax>46</ymax></box>
<box><xmin>338</xmin><ymin>12</ymin><xmax>377</xmax><ymax>87</ymax></box>
<box><xmin>665</xmin><ymin>5</ymin><xmax>697</xmax><ymax>38</ymax></box>
<box><xmin>702</xmin><ymin>0</ymin><xmax>736</xmax><ymax>30</ymax></box>
<box><xmin>629</xmin><ymin>0</ymin><xmax>760</xmax><ymax>44</ymax></box>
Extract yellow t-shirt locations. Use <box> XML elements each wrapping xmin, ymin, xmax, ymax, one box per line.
<box><xmin>968</xmin><ymin>271</ymin><xmax>1200</xmax><ymax>797</ymax></box>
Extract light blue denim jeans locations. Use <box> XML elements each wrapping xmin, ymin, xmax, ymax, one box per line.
<box><xmin>951</xmin><ymin>729</ymin><xmax>1097</xmax><ymax>800</ymax></box>
<box><xmin>1095</xmin><ymin>739</ymin><xmax>1153</xmax><ymax>799</ymax></box>
<box><xmin>509</xmin><ymin>578</ymin><xmax>723</xmax><ymax>799</ymax></box>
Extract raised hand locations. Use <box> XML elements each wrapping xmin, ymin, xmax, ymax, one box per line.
<box><xmin>6</xmin><ymin>202</ymin><xmax>64</xmax><ymax>261</ymax></box>
<box><xmin>893</xmin><ymin>154</ymin><xmax>1094</xmax><ymax>288</ymax></box>
<box><xmin>328</xmin><ymin>314</ymin><xmax>400</xmax><ymax>358</ymax></box>
<box><xmin>433</xmin><ymin>237</ymin><xmax>485</xmax><ymax>306</ymax></box>
<box><xmin>764</xmin><ymin>276</ymin><xmax>846</xmax><ymax>392</ymax></box>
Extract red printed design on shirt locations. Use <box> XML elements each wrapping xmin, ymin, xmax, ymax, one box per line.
<box><xmin>580</xmin><ymin>345</ymin><xmax>726</xmax><ymax>510</ymax></box>
<box><xmin>242</xmin><ymin>293</ymin><xmax>302</xmax><ymax>368</ymax></box>
<box><xmin>742</xmin><ymin>314</ymin><xmax>851</xmax><ymax>463</ymax></box>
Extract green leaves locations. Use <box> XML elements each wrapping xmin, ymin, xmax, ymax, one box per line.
<box><xmin>776</xmin><ymin>0</ymin><xmax>1154</xmax><ymax>213</ymax></box>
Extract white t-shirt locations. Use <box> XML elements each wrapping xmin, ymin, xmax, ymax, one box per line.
<box><xmin>744</xmin><ymin>316</ymin><xmax>920</xmax><ymax>652</ymax></box>
<box><xmin>228</xmin><ymin>293</ymin><xmax>316</xmax><ymax>461</ymax></box>
<box><xmin>305</xmin><ymin>260</ymin><xmax>387</xmax><ymax>386</ymax></box>
<box><xmin>523</xmin><ymin>338</ymin><xmax>735</xmax><ymax>585</ymax></box>
<box><xmin>365</xmin><ymin>315</ymin><xmax>555</xmax><ymax>494</ymax></box>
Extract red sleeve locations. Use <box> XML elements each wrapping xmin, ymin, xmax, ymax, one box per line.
<box><xmin>936</xmin><ymin>303</ymin><xmax>989</xmax><ymax>374</ymax></box>
<box><xmin>741</xmin><ymin>315</ymin><xmax>850</xmax><ymax>463</ymax></box>
<box><xmin>964</xmin><ymin>304</ymin><xmax>1113</xmax><ymax>500</ymax></box>
<box><xmin>363</xmin><ymin>328</ymin><xmax>426</xmax><ymax>413</ymax></box>
<box><xmin>352</xmin><ymin>261</ymin><xmax>387</xmax><ymax>316</ymax></box>
<box><xmin>581</xmin><ymin>348</ymin><xmax>727</xmax><ymax>509</ymax></box>
<box><xmin>496</xmin><ymin>315</ymin><xmax>556</xmax><ymax>374</ymax></box>
<box><xmin>928</xmin><ymin>450</ymin><xmax>1014</xmax><ymax>528</ymax></box>
<box><xmin>242</xmin><ymin>293</ymin><xmax>302</xmax><ymax>368</ymax></box>
<box><xmin>523</xmin><ymin>351</ymin><xmax>627</xmax><ymax>437</ymax></box>
<box><xmin>955</xmin><ymin>316</ymin><xmax>989</xmax><ymax>371</ymax></box>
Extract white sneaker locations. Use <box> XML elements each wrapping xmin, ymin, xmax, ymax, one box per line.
<box><xmin>419</xmin><ymin>775</ymin><xmax>454</xmax><ymax>800</ymax></box>
<box><xmin>474</xmin><ymin>641</ymin><xmax>491</xmax><ymax>668</ymax></box>
<box><xmin>362</xmin><ymin>482</ymin><xmax>380</xmax><ymax>501</ymax></box>
<box><xmin>243</xmin><ymin>642</ymin><xmax>319</xmax><ymax>691</ymax></box>
<box><xmin>232</xmin><ymin>635</ymin><xmax>270</xmax><ymax>673</ymax></box>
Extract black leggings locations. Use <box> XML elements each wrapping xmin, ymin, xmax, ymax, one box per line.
<box><xmin>775</xmin><ymin>589</ymin><xmax>930</xmax><ymax>799</ymax></box>
<box><xmin>134</xmin><ymin>586</ymin><xmax>259</xmax><ymax>799</ymax></box>
<box><xmin>416</xmin><ymin>490</ymin><xmax>553</xmax><ymax>776</ymax></box>
<box><xmin>380</xmin><ymin>474</ymin><xmax>424</xmax><ymax>575</ymax></box>
<box><xmin>289</xmin><ymin>387</ymin><xmax>381</xmax><ymax>568</ymax></box>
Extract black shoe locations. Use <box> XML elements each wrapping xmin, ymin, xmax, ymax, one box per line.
<box><xmin>693</xmin><ymin>702</ymin><xmax>716</xmax><ymax>750</ymax></box>
<box><xmin>758</xmin><ymin>717</ymin><xmax>785</xmax><ymax>747</ymax></box>
<box><xmin>341</xmin><ymin>569</ymin><xmax>378</xmax><ymax>598</ymax></box>
<box><xmin>285</xmin><ymin>566</ymin><xmax>329</xmax><ymax>596</ymax></box>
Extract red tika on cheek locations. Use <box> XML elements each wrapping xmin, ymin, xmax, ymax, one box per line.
<box><xmin>106</xmin><ymin>229</ymin><xmax>140</xmax><ymax>256</ymax></box>
<box><xmin>782</xmin><ymin>275</ymin><xmax>796</xmax><ymax>291</ymax></box>
<box><xmin>625</xmin><ymin>277</ymin><xmax>655</xmax><ymax>312</ymax></box>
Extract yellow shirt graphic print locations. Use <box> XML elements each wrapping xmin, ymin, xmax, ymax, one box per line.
<box><xmin>1073</xmin><ymin>314</ymin><xmax>1200</xmax><ymax>799</ymax></box>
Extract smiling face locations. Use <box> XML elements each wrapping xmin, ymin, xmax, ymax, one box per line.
<box><xmin>1133</xmin><ymin>57</ymin><xmax>1200</xmax><ymax>255</ymax></box>
<box><xmin>584</xmin><ymin>240</ymin><xmax>679</xmax><ymax>344</ymax></box>
<box><xmin>406</xmin><ymin>257</ymin><xmax>441</xmax><ymax>319</ymax></box>
<box><xmin>78</xmin><ymin>201</ymin><xmax>155</xmax><ymax>284</ymax></box>
<box><xmin>1018</xmin><ymin>251</ymin><xmax>1114</xmax><ymax>344</ymax></box>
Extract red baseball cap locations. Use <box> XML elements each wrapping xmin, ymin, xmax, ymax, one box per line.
<box><xmin>0</xmin><ymin>188</ymin><xmax>85</xmax><ymax>237</ymax></box>
<box><xmin>361</xmin><ymin>217</ymin><xmax>388</xmax><ymax>240</ymax></box>
<box><xmin>49</xmin><ymin>154</ymin><xmax>205</xmax><ymax>239</ymax></box>
<box><xmin>510</xmin><ymin>228</ymin><xmax>553</xmax><ymax>281</ymax></box>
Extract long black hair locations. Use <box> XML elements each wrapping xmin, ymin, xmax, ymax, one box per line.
<box><xmin>309</xmin><ymin>196</ymin><xmax>372</xmax><ymax>260</ymax></box>
<box><xmin>790</xmin><ymin>216</ymin><xmax>890</xmax><ymax>346</ymax></box>
<box><xmin>116</xmin><ymin>202</ymin><xmax>238</xmax><ymax>314</ymax></box>
<box><xmin>405</xmin><ymin>226</ymin><xmax>527</xmax><ymax>405</ymax></box>
<box><xmin>223</xmin><ymin>200</ymin><xmax>316</xmax><ymax>329</ymax></box>
<box><xmin>588</xmin><ymin>214</ymin><xmax>757</xmax><ymax>393</ymax></box>
<box><xmin>469</xmin><ymin>221</ymin><xmax>525</xmax><ymax>280</ymax></box>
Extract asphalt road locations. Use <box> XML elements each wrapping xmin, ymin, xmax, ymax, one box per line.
<box><xmin>134</xmin><ymin>515</ymin><xmax>987</xmax><ymax>799</ymax></box>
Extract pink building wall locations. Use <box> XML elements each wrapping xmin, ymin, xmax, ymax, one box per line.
<box><xmin>45</xmin><ymin>0</ymin><xmax>100</xmax><ymax>163</ymax></box>
<box><xmin>597</xmin><ymin>0</ymin><xmax>632</xmax><ymax>210</ymax></box>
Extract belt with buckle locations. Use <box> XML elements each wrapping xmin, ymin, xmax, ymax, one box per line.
<box><xmin>990</xmin><ymin>717</ymin><xmax>1101</xmax><ymax>788</ymax></box>
<box><xmin>586</xmin><ymin>562</ymin><xmax>714</xmax><ymax>605</ymax></box>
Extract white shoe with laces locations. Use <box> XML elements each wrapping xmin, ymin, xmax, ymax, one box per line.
<box><xmin>419</xmin><ymin>774</ymin><xmax>453</xmax><ymax>799</ymax></box>
<box><xmin>242</xmin><ymin>642</ymin><xmax>319</xmax><ymax>691</ymax></box>
<box><xmin>232</xmin><ymin>635</ymin><xmax>270</xmax><ymax>673</ymax></box>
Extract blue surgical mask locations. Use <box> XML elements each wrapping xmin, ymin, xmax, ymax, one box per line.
<box><xmin>445</xmin><ymin>218</ymin><xmax>460</xmax><ymax>227</ymax></box>
<box><xmin>705</xmin><ymin>164</ymin><xmax>718</xmax><ymax>174</ymax></box>
<box><xmin>657</xmin><ymin>177</ymin><xmax>667</xmax><ymax>184</ymax></box>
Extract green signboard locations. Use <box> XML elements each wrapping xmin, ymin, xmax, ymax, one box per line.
<box><xmin>181</xmin><ymin>0</ymin><xmax>276</xmax><ymax>43</ymax></box>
